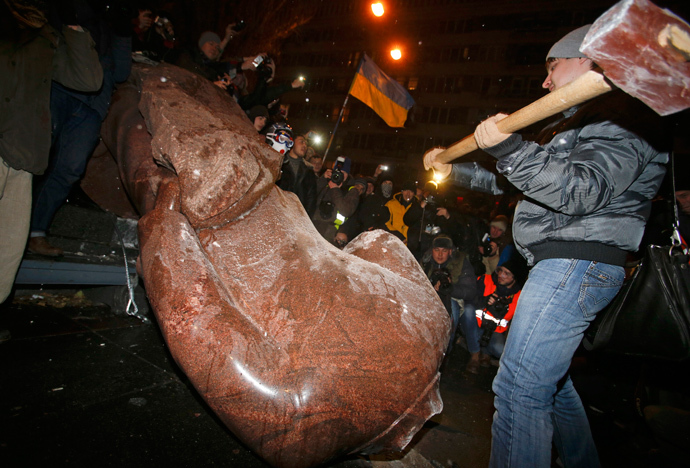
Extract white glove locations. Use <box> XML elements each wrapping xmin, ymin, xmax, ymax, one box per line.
<box><xmin>423</xmin><ymin>147</ymin><xmax>451</xmax><ymax>180</ymax></box>
<box><xmin>474</xmin><ymin>113</ymin><xmax>511</xmax><ymax>149</ymax></box>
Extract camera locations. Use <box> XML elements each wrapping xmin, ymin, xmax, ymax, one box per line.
<box><xmin>489</xmin><ymin>295</ymin><xmax>512</xmax><ymax>318</ymax></box>
<box><xmin>154</xmin><ymin>16</ymin><xmax>174</xmax><ymax>40</ymax></box>
<box><xmin>234</xmin><ymin>20</ymin><xmax>246</xmax><ymax>32</ymax></box>
<box><xmin>331</xmin><ymin>169</ymin><xmax>345</xmax><ymax>185</ymax></box>
<box><xmin>254</xmin><ymin>55</ymin><xmax>274</xmax><ymax>80</ymax></box>
<box><xmin>425</xmin><ymin>224</ymin><xmax>441</xmax><ymax>236</ymax></box>
<box><xmin>252</xmin><ymin>55</ymin><xmax>264</xmax><ymax>68</ymax></box>
<box><xmin>429</xmin><ymin>268</ymin><xmax>452</xmax><ymax>292</ymax></box>
<box><xmin>330</xmin><ymin>157</ymin><xmax>346</xmax><ymax>185</ymax></box>
<box><xmin>154</xmin><ymin>16</ymin><xmax>169</xmax><ymax>27</ymax></box>
<box><xmin>422</xmin><ymin>186</ymin><xmax>441</xmax><ymax>235</ymax></box>
<box><xmin>481</xmin><ymin>233</ymin><xmax>494</xmax><ymax>257</ymax></box>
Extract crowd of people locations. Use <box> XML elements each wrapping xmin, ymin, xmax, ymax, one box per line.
<box><xmin>1</xmin><ymin>0</ymin><xmax>307</xmax><ymax>267</ymax></box>
<box><xmin>2</xmin><ymin>3</ymin><xmax>688</xmax><ymax>467</ymax></box>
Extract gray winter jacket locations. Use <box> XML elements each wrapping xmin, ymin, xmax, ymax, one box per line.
<box><xmin>476</xmin><ymin>91</ymin><xmax>668</xmax><ymax>266</ymax></box>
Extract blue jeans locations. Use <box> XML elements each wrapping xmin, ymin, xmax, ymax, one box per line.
<box><xmin>31</xmin><ymin>89</ymin><xmax>101</xmax><ymax>233</ymax></box>
<box><xmin>459</xmin><ymin>301</ymin><xmax>480</xmax><ymax>354</ymax></box>
<box><xmin>489</xmin><ymin>259</ymin><xmax>624</xmax><ymax>468</ymax></box>
<box><xmin>447</xmin><ymin>298</ymin><xmax>462</xmax><ymax>353</ymax></box>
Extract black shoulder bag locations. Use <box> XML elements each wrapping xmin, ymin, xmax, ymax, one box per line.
<box><xmin>583</xmin><ymin>155</ymin><xmax>690</xmax><ymax>361</ymax></box>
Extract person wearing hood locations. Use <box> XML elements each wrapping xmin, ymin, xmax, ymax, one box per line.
<box><xmin>312</xmin><ymin>173</ymin><xmax>365</xmax><ymax>245</ymax></box>
<box><xmin>464</xmin><ymin>253</ymin><xmax>527</xmax><ymax>374</ymax></box>
<box><xmin>246</xmin><ymin>105</ymin><xmax>269</xmax><ymax>133</ymax></box>
<box><xmin>385</xmin><ymin>180</ymin><xmax>418</xmax><ymax>243</ymax></box>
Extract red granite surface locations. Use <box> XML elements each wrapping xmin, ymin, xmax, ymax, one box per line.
<box><xmin>103</xmin><ymin>63</ymin><xmax>450</xmax><ymax>468</ymax></box>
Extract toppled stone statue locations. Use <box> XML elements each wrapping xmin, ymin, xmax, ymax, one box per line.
<box><xmin>101</xmin><ymin>63</ymin><xmax>450</xmax><ymax>468</ymax></box>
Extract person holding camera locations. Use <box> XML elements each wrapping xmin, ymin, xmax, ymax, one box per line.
<box><xmin>478</xmin><ymin>235</ymin><xmax>500</xmax><ymax>275</ymax></box>
<box><xmin>463</xmin><ymin>255</ymin><xmax>526</xmax><ymax>374</ymax></box>
<box><xmin>312</xmin><ymin>158</ymin><xmax>365</xmax><ymax>245</ymax></box>
<box><xmin>469</xmin><ymin>214</ymin><xmax>515</xmax><ymax>276</ymax></box>
<box><xmin>174</xmin><ymin>28</ymin><xmax>258</xmax><ymax>93</ymax></box>
<box><xmin>236</xmin><ymin>56</ymin><xmax>305</xmax><ymax>115</ymax></box>
<box><xmin>421</xmin><ymin>235</ymin><xmax>477</xmax><ymax>353</ymax></box>
<box><xmin>404</xmin><ymin>181</ymin><xmax>462</xmax><ymax>261</ymax></box>
<box><xmin>132</xmin><ymin>4</ymin><xmax>175</xmax><ymax>62</ymax></box>
<box><xmin>385</xmin><ymin>180</ymin><xmax>418</xmax><ymax>244</ymax></box>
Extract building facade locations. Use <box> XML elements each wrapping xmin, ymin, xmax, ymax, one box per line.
<box><xmin>275</xmin><ymin>0</ymin><xmax>661</xmax><ymax>181</ymax></box>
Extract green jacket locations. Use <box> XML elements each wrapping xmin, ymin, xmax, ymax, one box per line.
<box><xmin>0</xmin><ymin>24</ymin><xmax>103</xmax><ymax>174</ymax></box>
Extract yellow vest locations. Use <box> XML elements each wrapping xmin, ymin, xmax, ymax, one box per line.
<box><xmin>385</xmin><ymin>194</ymin><xmax>412</xmax><ymax>241</ymax></box>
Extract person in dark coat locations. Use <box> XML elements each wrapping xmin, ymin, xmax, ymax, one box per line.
<box><xmin>421</xmin><ymin>234</ymin><xmax>477</xmax><ymax>352</ymax></box>
<box><xmin>277</xmin><ymin>134</ymin><xmax>317</xmax><ymax>217</ymax></box>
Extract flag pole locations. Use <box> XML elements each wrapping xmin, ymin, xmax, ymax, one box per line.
<box><xmin>322</xmin><ymin>94</ymin><xmax>350</xmax><ymax>163</ymax></box>
<box><xmin>322</xmin><ymin>54</ymin><xmax>365</xmax><ymax>164</ymax></box>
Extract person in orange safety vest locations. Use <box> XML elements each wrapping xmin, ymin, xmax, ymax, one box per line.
<box><xmin>467</xmin><ymin>255</ymin><xmax>527</xmax><ymax>374</ymax></box>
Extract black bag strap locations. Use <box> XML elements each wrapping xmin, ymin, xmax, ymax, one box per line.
<box><xmin>669</xmin><ymin>153</ymin><xmax>685</xmax><ymax>254</ymax></box>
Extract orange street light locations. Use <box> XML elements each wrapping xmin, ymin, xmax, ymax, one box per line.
<box><xmin>390</xmin><ymin>48</ymin><xmax>402</xmax><ymax>60</ymax></box>
<box><xmin>371</xmin><ymin>3</ymin><xmax>384</xmax><ymax>17</ymax></box>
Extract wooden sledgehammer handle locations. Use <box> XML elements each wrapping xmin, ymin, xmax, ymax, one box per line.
<box><xmin>433</xmin><ymin>70</ymin><xmax>613</xmax><ymax>165</ymax></box>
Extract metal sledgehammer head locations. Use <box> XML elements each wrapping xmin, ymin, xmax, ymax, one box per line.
<box><xmin>581</xmin><ymin>0</ymin><xmax>690</xmax><ymax>116</ymax></box>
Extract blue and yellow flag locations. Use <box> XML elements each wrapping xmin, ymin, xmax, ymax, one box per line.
<box><xmin>349</xmin><ymin>54</ymin><xmax>415</xmax><ymax>128</ymax></box>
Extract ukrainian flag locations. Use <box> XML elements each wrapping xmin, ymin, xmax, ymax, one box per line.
<box><xmin>349</xmin><ymin>54</ymin><xmax>415</xmax><ymax>128</ymax></box>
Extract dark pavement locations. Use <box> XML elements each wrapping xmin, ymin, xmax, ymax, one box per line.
<box><xmin>2</xmin><ymin>289</ymin><xmax>688</xmax><ymax>468</ymax></box>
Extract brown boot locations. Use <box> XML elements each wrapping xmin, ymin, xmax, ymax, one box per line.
<box><xmin>480</xmin><ymin>353</ymin><xmax>491</xmax><ymax>368</ymax></box>
<box><xmin>465</xmin><ymin>352</ymin><xmax>480</xmax><ymax>374</ymax></box>
<box><xmin>27</xmin><ymin>236</ymin><xmax>63</xmax><ymax>257</ymax></box>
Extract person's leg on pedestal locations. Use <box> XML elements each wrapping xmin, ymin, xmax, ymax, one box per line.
<box><xmin>0</xmin><ymin>161</ymin><xmax>32</xmax><ymax>302</ymax></box>
<box><xmin>29</xmin><ymin>91</ymin><xmax>101</xmax><ymax>256</ymax></box>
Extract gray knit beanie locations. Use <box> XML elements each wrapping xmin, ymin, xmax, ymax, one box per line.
<box><xmin>546</xmin><ymin>25</ymin><xmax>592</xmax><ymax>60</ymax></box>
<box><xmin>198</xmin><ymin>31</ymin><xmax>221</xmax><ymax>49</ymax></box>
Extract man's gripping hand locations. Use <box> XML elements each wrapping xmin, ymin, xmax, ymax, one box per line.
<box><xmin>423</xmin><ymin>147</ymin><xmax>452</xmax><ymax>180</ymax></box>
<box><xmin>474</xmin><ymin>113</ymin><xmax>511</xmax><ymax>149</ymax></box>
